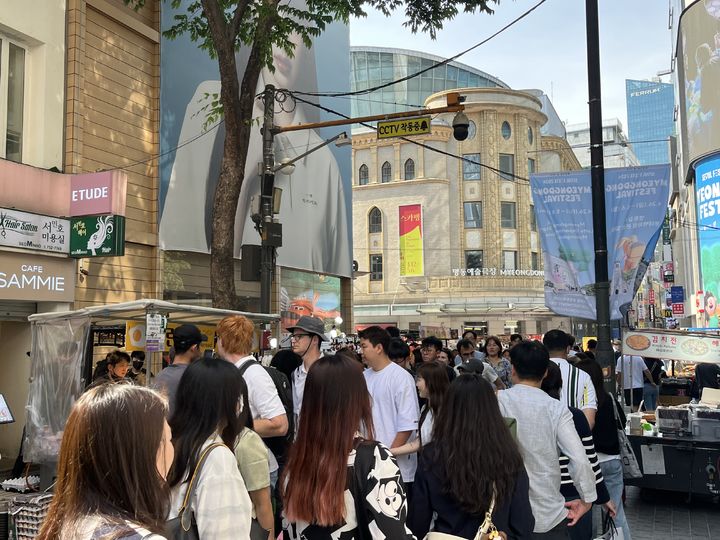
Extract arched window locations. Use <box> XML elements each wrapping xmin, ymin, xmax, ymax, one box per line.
<box><xmin>381</xmin><ymin>161</ymin><xmax>392</xmax><ymax>183</ymax></box>
<box><xmin>358</xmin><ymin>164</ymin><xmax>369</xmax><ymax>185</ymax></box>
<box><xmin>404</xmin><ymin>159</ymin><xmax>415</xmax><ymax>180</ymax></box>
<box><xmin>369</xmin><ymin>207</ymin><xmax>382</xmax><ymax>233</ymax></box>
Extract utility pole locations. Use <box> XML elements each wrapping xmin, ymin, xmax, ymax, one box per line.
<box><xmin>259</xmin><ymin>84</ymin><xmax>277</xmax><ymax>315</ymax></box>
<box><xmin>585</xmin><ymin>0</ymin><xmax>615</xmax><ymax>392</ymax></box>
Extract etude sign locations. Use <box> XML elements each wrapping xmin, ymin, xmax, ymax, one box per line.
<box><xmin>0</xmin><ymin>208</ymin><xmax>70</xmax><ymax>254</ymax></box>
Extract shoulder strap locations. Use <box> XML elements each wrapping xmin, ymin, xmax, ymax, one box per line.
<box><xmin>237</xmin><ymin>358</ymin><xmax>259</xmax><ymax>377</ymax></box>
<box><xmin>178</xmin><ymin>442</ymin><xmax>226</xmax><ymax>517</ymax></box>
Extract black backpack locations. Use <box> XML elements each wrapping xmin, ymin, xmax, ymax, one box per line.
<box><xmin>238</xmin><ymin>359</ymin><xmax>294</xmax><ymax>460</ymax></box>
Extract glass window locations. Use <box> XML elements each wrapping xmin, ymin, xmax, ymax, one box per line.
<box><xmin>465</xmin><ymin>250</ymin><xmax>484</xmax><ymax>270</ymax></box>
<box><xmin>463</xmin><ymin>153</ymin><xmax>481</xmax><ymax>181</ymax></box>
<box><xmin>404</xmin><ymin>159</ymin><xmax>415</xmax><ymax>180</ymax></box>
<box><xmin>528</xmin><ymin>126</ymin><xmax>534</xmax><ymax>145</ymax></box>
<box><xmin>530</xmin><ymin>205</ymin><xmax>537</xmax><ymax>231</ymax></box>
<box><xmin>358</xmin><ymin>164</ymin><xmax>369</xmax><ymax>185</ymax></box>
<box><xmin>499</xmin><ymin>154</ymin><xmax>514</xmax><ymax>181</ymax></box>
<box><xmin>528</xmin><ymin>158</ymin><xmax>536</xmax><ymax>175</ymax></box>
<box><xmin>501</xmin><ymin>121</ymin><xmax>512</xmax><ymax>140</ymax></box>
<box><xmin>463</xmin><ymin>202</ymin><xmax>482</xmax><ymax>228</ymax></box>
<box><xmin>370</xmin><ymin>254</ymin><xmax>383</xmax><ymax>281</ymax></box>
<box><xmin>369</xmin><ymin>207</ymin><xmax>382</xmax><ymax>233</ymax></box>
<box><xmin>381</xmin><ymin>161</ymin><xmax>392</xmax><ymax>183</ymax></box>
<box><xmin>531</xmin><ymin>252</ymin><xmax>539</xmax><ymax>271</ymax></box>
<box><xmin>6</xmin><ymin>42</ymin><xmax>26</xmax><ymax>162</ymax></box>
<box><xmin>501</xmin><ymin>202</ymin><xmax>517</xmax><ymax>229</ymax></box>
<box><xmin>502</xmin><ymin>251</ymin><xmax>518</xmax><ymax>271</ymax></box>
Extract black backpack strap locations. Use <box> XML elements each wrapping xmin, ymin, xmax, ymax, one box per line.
<box><xmin>237</xmin><ymin>358</ymin><xmax>259</xmax><ymax>377</ymax></box>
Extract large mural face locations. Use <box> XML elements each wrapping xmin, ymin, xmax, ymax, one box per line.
<box><xmin>159</xmin><ymin>2</ymin><xmax>352</xmax><ymax>277</ymax></box>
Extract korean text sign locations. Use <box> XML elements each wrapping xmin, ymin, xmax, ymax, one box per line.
<box><xmin>399</xmin><ymin>204</ymin><xmax>424</xmax><ymax>276</ymax></box>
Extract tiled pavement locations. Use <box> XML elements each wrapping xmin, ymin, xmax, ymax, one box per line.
<box><xmin>624</xmin><ymin>486</ymin><xmax>720</xmax><ymax>539</ymax></box>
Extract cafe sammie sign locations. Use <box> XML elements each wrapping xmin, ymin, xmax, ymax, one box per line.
<box><xmin>69</xmin><ymin>215</ymin><xmax>125</xmax><ymax>258</ymax></box>
<box><xmin>0</xmin><ymin>252</ymin><xmax>75</xmax><ymax>302</ymax></box>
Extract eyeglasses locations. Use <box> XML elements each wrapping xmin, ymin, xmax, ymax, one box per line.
<box><xmin>290</xmin><ymin>333</ymin><xmax>310</xmax><ymax>341</ymax></box>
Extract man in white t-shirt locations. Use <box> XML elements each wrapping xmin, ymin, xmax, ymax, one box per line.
<box><xmin>360</xmin><ymin>325</ymin><xmax>419</xmax><ymax>487</ymax></box>
<box><xmin>616</xmin><ymin>350</ymin><xmax>655</xmax><ymax>411</ymax></box>
<box><xmin>216</xmin><ymin>315</ymin><xmax>289</xmax><ymax>484</ymax></box>
<box><xmin>543</xmin><ymin>330</ymin><xmax>598</xmax><ymax>428</ymax></box>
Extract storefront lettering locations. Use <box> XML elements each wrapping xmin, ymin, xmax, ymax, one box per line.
<box><xmin>71</xmin><ymin>187</ymin><xmax>109</xmax><ymax>202</ymax></box>
<box><xmin>0</xmin><ymin>267</ymin><xmax>65</xmax><ymax>292</ymax></box>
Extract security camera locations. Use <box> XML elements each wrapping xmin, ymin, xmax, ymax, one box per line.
<box><xmin>453</xmin><ymin>112</ymin><xmax>470</xmax><ymax>141</ymax></box>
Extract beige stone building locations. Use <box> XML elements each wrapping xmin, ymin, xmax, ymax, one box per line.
<box><xmin>352</xmin><ymin>88</ymin><xmax>581</xmax><ymax>337</ymax></box>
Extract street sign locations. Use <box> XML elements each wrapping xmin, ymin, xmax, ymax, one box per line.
<box><xmin>672</xmin><ymin>303</ymin><xmax>685</xmax><ymax>316</ymax></box>
<box><xmin>377</xmin><ymin>116</ymin><xmax>431</xmax><ymax>139</ymax></box>
<box><xmin>69</xmin><ymin>214</ymin><xmax>125</xmax><ymax>258</ymax></box>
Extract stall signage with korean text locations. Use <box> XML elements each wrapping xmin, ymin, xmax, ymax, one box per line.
<box><xmin>0</xmin><ymin>252</ymin><xmax>75</xmax><ymax>302</ymax></box>
<box><xmin>377</xmin><ymin>116</ymin><xmax>431</xmax><ymax>139</ymax></box>
<box><xmin>69</xmin><ymin>215</ymin><xmax>125</xmax><ymax>258</ymax></box>
<box><xmin>624</xmin><ymin>330</ymin><xmax>720</xmax><ymax>363</ymax></box>
<box><xmin>0</xmin><ymin>208</ymin><xmax>69</xmax><ymax>254</ymax></box>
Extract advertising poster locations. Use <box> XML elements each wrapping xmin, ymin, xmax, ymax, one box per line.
<box><xmin>399</xmin><ymin>204</ymin><xmax>424</xmax><ymax>276</ymax></box>
<box><xmin>280</xmin><ymin>268</ymin><xmax>341</xmax><ymax>332</ymax></box>
<box><xmin>125</xmin><ymin>321</ymin><xmax>216</xmax><ymax>352</ymax></box>
<box><xmin>158</xmin><ymin>0</ymin><xmax>352</xmax><ymax>278</ymax></box>
<box><xmin>694</xmin><ymin>154</ymin><xmax>720</xmax><ymax>328</ymax></box>
<box><xmin>531</xmin><ymin>165</ymin><xmax>670</xmax><ymax>320</ymax></box>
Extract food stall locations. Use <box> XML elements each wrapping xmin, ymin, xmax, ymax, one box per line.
<box><xmin>621</xmin><ymin>329</ymin><xmax>720</xmax><ymax>500</ymax></box>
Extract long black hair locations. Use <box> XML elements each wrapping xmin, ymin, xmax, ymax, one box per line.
<box><xmin>428</xmin><ymin>374</ymin><xmax>524</xmax><ymax>515</ymax></box>
<box><xmin>167</xmin><ymin>357</ymin><xmax>247</xmax><ymax>487</ymax></box>
<box><xmin>575</xmin><ymin>357</ymin><xmax>607</xmax><ymax>407</ymax></box>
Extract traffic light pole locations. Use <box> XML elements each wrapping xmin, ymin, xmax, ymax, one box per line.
<box><xmin>585</xmin><ymin>0</ymin><xmax>615</xmax><ymax>392</ymax></box>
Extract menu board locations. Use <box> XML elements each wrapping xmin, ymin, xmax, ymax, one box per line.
<box><xmin>623</xmin><ymin>330</ymin><xmax>720</xmax><ymax>363</ymax></box>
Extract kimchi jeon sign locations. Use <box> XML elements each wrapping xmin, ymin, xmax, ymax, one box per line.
<box><xmin>399</xmin><ymin>204</ymin><xmax>424</xmax><ymax>277</ymax></box>
<box><xmin>623</xmin><ymin>330</ymin><xmax>720</xmax><ymax>363</ymax></box>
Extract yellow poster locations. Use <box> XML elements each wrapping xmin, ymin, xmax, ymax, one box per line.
<box><xmin>125</xmin><ymin>321</ymin><xmax>216</xmax><ymax>352</ymax></box>
<box><xmin>399</xmin><ymin>204</ymin><xmax>424</xmax><ymax>276</ymax></box>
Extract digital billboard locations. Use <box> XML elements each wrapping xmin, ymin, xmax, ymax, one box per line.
<box><xmin>158</xmin><ymin>1</ymin><xmax>352</xmax><ymax>278</ymax></box>
<box><xmin>694</xmin><ymin>153</ymin><xmax>720</xmax><ymax>328</ymax></box>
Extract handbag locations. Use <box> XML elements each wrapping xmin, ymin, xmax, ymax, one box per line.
<box><xmin>167</xmin><ymin>442</ymin><xmax>226</xmax><ymax>539</ymax></box>
<box><xmin>610</xmin><ymin>396</ymin><xmax>642</xmax><ymax>479</ymax></box>
<box><xmin>593</xmin><ymin>512</ymin><xmax>624</xmax><ymax>540</ymax></box>
<box><xmin>425</xmin><ymin>491</ymin><xmax>498</xmax><ymax>540</ymax></box>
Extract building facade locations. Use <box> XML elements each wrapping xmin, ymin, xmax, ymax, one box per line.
<box><xmin>566</xmin><ymin>118</ymin><xmax>640</xmax><ymax>169</ymax></box>
<box><xmin>626</xmin><ymin>79</ymin><xmax>674</xmax><ymax>165</ymax></box>
<box><xmin>352</xmin><ymin>88</ymin><xmax>580</xmax><ymax>336</ymax></box>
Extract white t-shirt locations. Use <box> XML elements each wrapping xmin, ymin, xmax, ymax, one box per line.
<box><xmin>616</xmin><ymin>355</ymin><xmax>646</xmax><ymax>389</ymax></box>
<box><xmin>235</xmin><ymin>356</ymin><xmax>286</xmax><ymax>472</ymax></box>
<box><xmin>550</xmin><ymin>358</ymin><xmax>598</xmax><ymax>411</ymax></box>
<box><xmin>419</xmin><ymin>406</ymin><xmax>434</xmax><ymax>446</ymax></box>
<box><xmin>363</xmin><ymin>362</ymin><xmax>420</xmax><ymax>482</ymax></box>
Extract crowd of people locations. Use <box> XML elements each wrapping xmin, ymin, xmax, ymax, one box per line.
<box><xmin>37</xmin><ymin>320</ymin><xmax>635</xmax><ymax>540</ymax></box>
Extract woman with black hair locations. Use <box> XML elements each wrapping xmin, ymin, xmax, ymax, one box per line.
<box><xmin>167</xmin><ymin>357</ymin><xmax>252</xmax><ymax>539</ymax></box>
<box><xmin>409</xmin><ymin>374</ymin><xmax>534</xmax><ymax>539</ymax></box>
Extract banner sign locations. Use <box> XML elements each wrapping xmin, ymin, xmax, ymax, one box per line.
<box><xmin>531</xmin><ymin>165</ymin><xmax>670</xmax><ymax>319</ymax></box>
<box><xmin>69</xmin><ymin>215</ymin><xmax>125</xmax><ymax>258</ymax></box>
<box><xmin>694</xmin><ymin>154</ymin><xmax>720</xmax><ymax>328</ymax></box>
<box><xmin>0</xmin><ymin>208</ymin><xmax>69</xmax><ymax>254</ymax></box>
<box><xmin>623</xmin><ymin>330</ymin><xmax>720</xmax><ymax>363</ymax></box>
<box><xmin>0</xmin><ymin>251</ymin><xmax>75</xmax><ymax>302</ymax></box>
<box><xmin>125</xmin><ymin>321</ymin><xmax>216</xmax><ymax>352</ymax></box>
<box><xmin>377</xmin><ymin>116</ymin><xmax>432</xmax><ymax>139</ymax></box>
<box><xmin>399</xmin><ymin>204</ymin><xmax>424</xmax><ymax>276</ymax></box>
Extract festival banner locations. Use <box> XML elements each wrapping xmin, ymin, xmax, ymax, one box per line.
<box><xmin>399</xmin><ymin>204</ymin><xmax>424</xmax><ymax>276</ymax></box>
<box><xmin>694</xmin><ymin>154</ymin><xmax>720</xmax><ymax>328</ymax></box>
<box><xmin>531</xmin><ymin>164</ymin><xmax>670</xmax><ymax>319</ymax></box>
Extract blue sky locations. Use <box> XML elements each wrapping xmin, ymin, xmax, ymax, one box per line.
<box><xmin>349</xmin><ymin>0</ymin><xmax>672</xmax><ymax>130</ymax></box>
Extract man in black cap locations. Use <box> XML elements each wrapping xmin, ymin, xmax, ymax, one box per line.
<box><xmin>285</xmin><ymin>315</ymin><xmax>327</xmax><ymax>429</ymax></box>
<box><xmin>153</xmin><ymin>324</ymin><xmax>206</xmax><ymax>416</ymax></box>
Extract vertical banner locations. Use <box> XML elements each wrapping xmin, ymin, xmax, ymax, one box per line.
<box><xmin>695</xmin><ymin>154</ymin><xmax>720</xmax><ymax>328</ymax></box>
<box><xmin>399</xmin><ymin>204</ymin><xmax>424</xmax><ymax>276</ymax></box>
<box><xmin>531</xmin><ymin>165</ymin><xmax>670</xmax><ymax>320</ymax></box>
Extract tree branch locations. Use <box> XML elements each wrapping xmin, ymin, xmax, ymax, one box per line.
<box><xmin>231</xmin><ymin>0</ymin><xmax>253</xmax><ymax>37</ymax></box>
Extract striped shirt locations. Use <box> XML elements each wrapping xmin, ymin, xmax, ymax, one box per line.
<box><xmin>551</xmin><ymin>357</ymin><xmax>598</xmax><ymax>411</ymax></box>
<box><xmin>559</xmin><ymin>407</ymin><xmax>610</xmax><ymax>504</ymax></box>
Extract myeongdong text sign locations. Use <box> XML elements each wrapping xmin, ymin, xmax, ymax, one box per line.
<box><xmin>531</xmin><ymin>165</ymin><xmax>670</xmax><ymax>320</ymax></box>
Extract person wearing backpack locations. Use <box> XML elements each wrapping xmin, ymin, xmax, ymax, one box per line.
<box><xmin>285</xmin><ymin>316</ymin><xmax>327</xmax><ymax>431</ymax></box>
<box><xmin>216</xmin><ymin>315</ymin><xmax>290</xmax><ymax>489</ymax></box>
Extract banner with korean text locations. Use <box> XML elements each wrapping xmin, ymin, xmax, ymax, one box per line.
<box><xmin>694</xmin><ymin>154</ymin><xmax>720</xmax><ymax>328</ymax></box>
<box><xmin>531</xmin><ymin>165</ymin><xmax>670</xmax><ymax>319</ymax></box>
<box><xmin>399</xmin><ymin>204</ymin><xmax>424</xmax><ymax>276</ymax></box>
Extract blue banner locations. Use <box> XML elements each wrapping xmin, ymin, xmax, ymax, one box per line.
<box><xmin>694</xmin><ymin>154</ymin><xmax>720</xmax><ymax>328</ymax></box>
<box><xmin>531</xmin><ymin>165</ymin><xmax>670</xmax><ymax>320</ymax></box>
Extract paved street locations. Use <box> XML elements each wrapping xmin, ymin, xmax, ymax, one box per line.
<box><xmin>624</xmin><ymin>486</ymin><xmax>720</xmax><ymax>540</ymax></box>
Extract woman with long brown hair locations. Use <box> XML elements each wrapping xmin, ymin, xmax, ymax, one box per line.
<box><xmin>281</xmin><ymin>355</ymin><xmax>414</xmax><ymax>539</ymax></box>
<box><xmin>391</xmin><ymin>361</ymin><xmax>449</xmax><ymax>456</ymax></box>
<box><xmin>37</xmin><ymin>384</ymin><xmax>173</xmax><ymax>539</ymax></box>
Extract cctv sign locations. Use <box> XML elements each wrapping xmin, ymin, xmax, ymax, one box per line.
<box><xmin>377</xmin><ymin>116</ymin><xmax>432</xmax><ymax>139</ymax></box>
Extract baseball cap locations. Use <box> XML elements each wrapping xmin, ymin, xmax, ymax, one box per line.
<box><xmin>285</xmin><ymin>316</ymin><xmax>327</xmax><ymax>341</ymax></box>
<box><xmin>173</xmin><ymin>324</ymin><xmax>207</xmax><ymax>347</ymax></box>
<box><xmin>457</xmin><ymin>358</ymin><xmax>485</xmax><ymax>375</ymax></box>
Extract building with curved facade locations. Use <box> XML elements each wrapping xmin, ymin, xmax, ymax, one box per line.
<box><xmin>351</xmin><ymin>86</ymin><xmax>581</xmax><ymax>337</ymax></box>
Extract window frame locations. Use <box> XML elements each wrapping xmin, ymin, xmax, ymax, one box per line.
<box><xmin>462</xmin><ymin>153</ymin><xmax>481</xmax><ymax>181</ymax></box>
<box><xmin>499</xmin><ymin>153</ymin><xmax>514</xmax><ymax>181</ymax></box>
<box><xmin>501</xmin><ymin>202</ymin><xmax>517</xmax><ymax>229</ymax></box>
<box><xmin>381</xmin><ymin>161</ymin><xmax>392</xmax><ymax>183</ymax></box>
<box><xmin>370</xmin><ymin>254</ymin><xmax>383</xmax><ymax>281</ymax></box>
<box><xmin>531</xmin><ymin>252</ymin><xmax>539</xmax><ymax>271</ymax></box>
<box><xmin>368</xmin><ymin>207</ymin><xmax>382</xmax><ymax>234</ymax></box>
<box><xmin>463</xmin><ymin>201</ymin><xmax>483</xmax><ymax>229</ymax></box>
<box><xmin>502</xmin><ymin>250</ymin><xmax>518</xmax><ymax>271</ymax></box>
<box><xmin>404</xmin><ymin>158</ymin><xmax>415</xmax><ymax>180</ymax></box>
<box><xmin>465</xmin><ymin>250</ymin><xmax>484</xmax><ymax>271</ymax></box>
<box><xmin>0</xmin><ymin>36</ymin><xmax>28</xmax><ymax>162</ymax></box>
<box><xmin>530</xmin><ymin>205</ymin><xmax>537</xmax><ymax>232</ymax></box>
<box><xmin>358</xmin><ymin>164</ymin><xmax>369</xmax><ymax>185</ymax></box>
